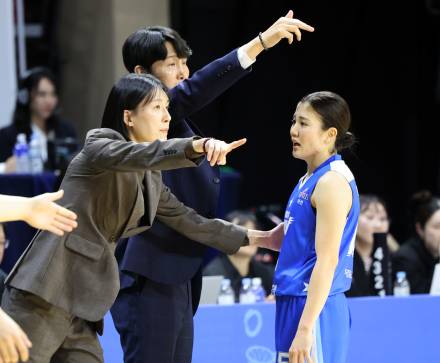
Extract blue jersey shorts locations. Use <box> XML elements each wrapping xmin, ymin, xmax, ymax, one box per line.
<box><xmin>275</xmin><ymin>293</ymin><xmax>351</xmax><ymax>363</ymax></box>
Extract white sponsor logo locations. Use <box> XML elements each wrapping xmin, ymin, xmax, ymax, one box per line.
<box><xmin>246</xmin><ymin>346</ymin><xmax>276</xmax><ymax>363</ymax></box>
<box><xmin>277</xmin><ymin>352</ymin><xmax>289</xmax><ymax>363</ymax></box>
<box><xmin>285</xmin><ymin>216</ymin><xmax>294</xmax><ymax>233</ymax></box>
<box><xmin>244</xmin><ymin>309</ymin><xmax>263</xmax><ymax>338</ymax></box>
<box><xmin>299</xmin><ymin>188</ymin><xmax>309</xmax><ymax>200</ymax></box>
<box><xmin>347</xmin><ymin>226</ymin><xmax>357</xmax><ymax>257</ymax></box>
<box><xmin>302</xmin><ymin>282</ymin><xmax>309</xmax><ymax>292</ymax></box>
<box><xmin>284</xmin><ymin>210</ymin><xmax>294</xmax><ymax>233</ymax></box>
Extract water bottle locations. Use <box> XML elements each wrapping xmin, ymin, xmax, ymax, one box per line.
<box><xmin>239</xmin><ymin>277</ymin><xmax>256</xmax><ymax>304</ymax></box>
<box><xmin>393</xmin><ymin>271</ymin><xmax>410</xmax><ymax>296</ymax></box>
<box><xmin>251</xmin><ymin>277</ymin><xmax>266</xmax><ymax>302</ymax></box>
<box><xmin>217</xmin><ymin>278</ymin><xmax>235</xmax><ymax>305</ymax></box>
<box><xmin>29</xmin><ymin>133</ymin><xmax>43</xmax><ymax>173</ymax></box>
<box><xmin>14</xmin><ymin>133</ymin><xmax>30</xmax><ymax>173</ymax></box>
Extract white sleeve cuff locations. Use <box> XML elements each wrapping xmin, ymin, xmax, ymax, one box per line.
<box><xmin>237</xmin><ymin>46</ymin><xmax>256</xmax><ymax>69</ymax></box>
<box><xmin>0</xmin><ymin>163</ymin><xmax>6</xmax><ymax>174</ymax></box>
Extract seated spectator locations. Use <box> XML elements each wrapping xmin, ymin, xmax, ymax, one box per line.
<box><xmin>347</xmin><ymin>194</ymin><xmax>399</xmax><ymax>297</ymax></box>
<box><xmin>392</xmin><ymin>190</ymin><xmax>440</xmax><ymax>294</ymax></box>
<box><xmin>0</xmin><ymin>67</ymin><xmax>77</xmax><ymax>172</ymax></box>
<box><xmin>203</xmin><ymin>210</ymin><xmax>274</xmax><ymax>301</ymax></box>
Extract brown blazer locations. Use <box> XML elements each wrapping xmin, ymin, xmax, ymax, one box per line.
<box><xmin>5</xmin><ymin>128</ymin><xmax>247</xmax><ymax>322</ymax></box>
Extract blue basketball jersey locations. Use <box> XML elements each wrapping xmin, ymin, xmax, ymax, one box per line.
<box><xmin>273</xmin><ymin>154</ymin><xmax>360</xmax><ymax>297</ymax></box>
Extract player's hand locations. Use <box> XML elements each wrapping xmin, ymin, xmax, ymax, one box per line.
<box><xmin>289</xmin><ymin>327</ymin><xmax>313</xmax><ymax>363</ymax></box>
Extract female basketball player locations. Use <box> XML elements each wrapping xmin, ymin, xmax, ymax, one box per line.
<box><xmin>273</xmin><ymin>91</ymin><xmax>360</xmax><ymax>363</ymax></box>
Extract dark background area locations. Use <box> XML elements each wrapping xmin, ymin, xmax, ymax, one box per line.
<box><xmin>15</xmin><ymin>0</ymin><xmax>60</xmax><ymax>71</ymax></box>
<box><xmin>171</xmin><ymin>0</ymin><xmax>440</xmax><ymax>242</ymax></box>
<box><xmin>17</xmin><ymin>0</ymin><xmax>440</xmax><ymax>242</ymax></box>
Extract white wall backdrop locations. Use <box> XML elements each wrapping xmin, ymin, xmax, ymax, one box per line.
<box><xmin>0</xmin><ymin>0</ymin><xmax>17</xmax><ymax>128</ymax></box>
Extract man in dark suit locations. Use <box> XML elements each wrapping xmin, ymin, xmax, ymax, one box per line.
<box><xmin>111</xmin><ymin>11</ymin><xmax>314</xmax><ymax>363</ymax></box>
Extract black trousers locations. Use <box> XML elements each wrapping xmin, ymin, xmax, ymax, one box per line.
<box><xmin>110</xmin><ymin>275</ymin><xmax>194</xmax><ymax>363</ymax></box>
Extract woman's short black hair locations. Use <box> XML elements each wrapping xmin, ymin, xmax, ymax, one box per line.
<box><xmin>122</xmin><ymin>26</ymin><xmax>192</xmax><ymax>73</ymax></box>
<box><xmin>100</xmin><ymin>73</ymin><xmax>168</xmax><ymax>140</ymax></box>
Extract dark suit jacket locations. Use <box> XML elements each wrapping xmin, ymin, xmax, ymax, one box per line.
<box><xmin>117</xmin><ymin>50</ymin><xmax>251</xmax><ymax>305</ymax></box>
<box><xmin>0</xmin><ymin>119</ymin><xmax>77</xmax><ymax>162</ymax></box>
<box><xmin>5</xmin><ymin>128</ymin><xmax>247</xmax><ymax>322</ymax></box>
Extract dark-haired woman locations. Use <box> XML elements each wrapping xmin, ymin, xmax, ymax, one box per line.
<box><xmin>392</xmin><ymin>191</ymin><xmax>440</xmax><ymax>294</ymax></box>
<box><xmin>346</xmin><ymin>194</ymin><xmax>399</xmax><ymax>297</ymax></box>
<box><xmin>0</xmin><ymin>67</ymin><xmax>76</xmax><ymax>171</ymax></box>
<box><xmin>272</xmin><ymin>91</ymin><xmax>360</xmax><ymax>363</ymax></box>
<box><xmin>1</xmin><ymin>73</ymin><xmax>278</xmax><ymax>362</ymax></box>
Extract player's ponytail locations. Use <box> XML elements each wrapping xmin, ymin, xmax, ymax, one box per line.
<box><xmin>336</xmin><ymin>131</ymin><xmax>356</xmax><ymax>151</ymax></box>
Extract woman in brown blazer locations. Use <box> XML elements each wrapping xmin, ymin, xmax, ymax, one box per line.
<box><xmin>1</xmin><ymin>74</ymin><xmax>283</xmax><ymax>363</ymax></box>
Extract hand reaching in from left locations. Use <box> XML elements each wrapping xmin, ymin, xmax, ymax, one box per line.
<box><xmin>24</xmin><ymin>190</ymin><xmax>78</xmax><ymax>236</ymax></box>
<box><xmin>247</xmin><ymin>222</ymin><xmax>284</xmax><ymax>251</ymax></box>
<box><xmin>268</xmin><ymin>222</ymin><xmax>285</xmax><ymax>251</ymax></box>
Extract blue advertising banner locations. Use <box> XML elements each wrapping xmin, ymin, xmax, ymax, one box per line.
<box><xmin>101</xmin><ymin>295</ymin><xmax>440</xmax><ymax>363</ymax></box>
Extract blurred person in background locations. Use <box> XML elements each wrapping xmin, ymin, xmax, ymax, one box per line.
<box><xmin>203</xmin><ymin>210</ymin><xmax>274</xmax><ymax>301</ymax></box>
<box><xmin>111</xmin><ymin>10</ymin><xmax>313</xmax><ymax>363</ymax></box>
<box><xmin>0</xmin><ymin>190</ymin><xmax>78</xmax><ymax>363</ymax></box>
<box><xmin>0</xmin><ymin>67</ymin><xmax>77</xmax><ymax>172</ymax></box>
<box><xmin>346</xmin><ymin>194</ymin><xmax>399</xmax><ymax>297</ymax></box>
<box><xmin>392</xmin><ymin>190</ymin><xmax>440</xmax><ymax>294</ymax></box>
